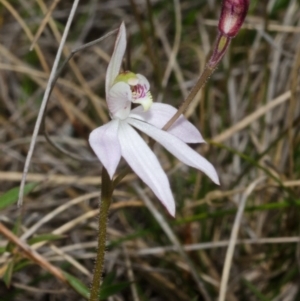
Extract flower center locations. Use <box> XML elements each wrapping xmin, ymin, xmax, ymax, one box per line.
<box><xmin>114</xmin><ymin>71</ymin><xmax>153</xmax><ymax>111</ymax></box>
<box><xmin>132</xmin><ymin>83</ymin><xmax>147</xmax><ymax>100</ymax></box>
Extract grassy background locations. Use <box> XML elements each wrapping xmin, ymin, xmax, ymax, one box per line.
<box><xmin>1</xmin><ymin>0</ymin><xmax>300</xmax><ymax>300</ymax></box>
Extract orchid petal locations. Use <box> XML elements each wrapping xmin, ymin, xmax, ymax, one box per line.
<box><xmin>128</xmin><ymin>119</ymin><xmax>220</xmax><ymax>185</ymax></box>
<box><xmin>89</xmin><ymin>120</ymin><xmax>121</xmax><ymax>179</ymax></box>
<box><xmin>136</xmin><ymin>74</ymin><xmax>150</xmax><ymax>90</ymax></box>
<box><xmin>118</xmin><ymin>121</ymin><xmax>175</xmax><ymax>216</ymax></box>
<box><xmin>108</xmin><ymin>82</ymin><xmax>132</xmax><ymax>119</ymax></box>
<box><xmin>129</xmin><ymin>103</ymin><xmax>204</xmax><ymax>143</ymax></box>
<box><xmin>106</xmin><ymin>22</ymin><xmax>126</xmax><ymax>96</ymax></box>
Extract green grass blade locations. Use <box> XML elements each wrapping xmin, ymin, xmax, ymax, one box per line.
<box><xmin>0</xmin><ymin>183</ymin><xmax>37</xmax><ymax>210</ymax></box>
<box><xmin>242</xmin><ymin>278</ymin><xmax>270</xmax><ymax>301</ymax></box>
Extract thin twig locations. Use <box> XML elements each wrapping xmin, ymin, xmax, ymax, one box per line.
<box><xmin>136</xmin><ymin>236</ymin><xmax>300</xmax><ymax>255</ymax></box>
<box><xmin>18</xmin><ymin>0</ymin><xmax>80</xmax><ymax>206</ymax></box>
<box><xmin>133</xmin><ymin>182</ymin><xmax>212</xmax><ymax>301</ymax></box>
<box><xmin>30</xmin><ymin>0</ymin><xmax>62</xmax><ymax>50</ymax></box>
<box><xmin>0</xmin><ymin>0</ymin><xmax>49</xmax><ymax>71</ymax></box>
<box><xmin>129</xmin><ymin>0</ymin><xmax>161</xmax><ymax>85</ymax></box>
<box><xmin>42</xmin><ymin>29</ymin><xmax>118</xmax><ymax>162</ymax></box>
<box><xmin>212</xmin><ymin>90</ymin><xmax>291</xmax><ymax>143</ymax></box>
<box><xmin>0</xmin><ymin>222</ymin><xmax>67</xmax><ymax>283</ymax></box>
<box><xmin>160</xmin><ymin>0</ymin><xmax>182</xmax><ymax>90</ymax></box>
<box><xmin>218</xmin><ymin>177</ymin><xmax>265</xmax><ymax>301</ymax></box>
<box><xmin>123</xmin><ymin>245</ymin><xmax>140</xmax><ymax>301</ymax></box>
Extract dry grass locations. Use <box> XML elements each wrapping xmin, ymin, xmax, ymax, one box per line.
<box><xmin>1</xmin><ymin>0</ymin><xmax>300</xmax><ymax>300</ymax></box>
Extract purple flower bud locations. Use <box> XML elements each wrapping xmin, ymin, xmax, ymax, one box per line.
<box><xmin>218</xmin><ymin>0</ymin><xmax>250</xmax><ymax>38</ymax></box>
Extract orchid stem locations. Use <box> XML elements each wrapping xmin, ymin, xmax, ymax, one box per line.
<box><xmin>162</xmin><ymin>66</ymin><xmax>214</xmax><ymax>131</ymax></box>
<box><xmin>89</xmin><ymin>167</ymin><xmax>113</xmax><ymax>301</ymax></box>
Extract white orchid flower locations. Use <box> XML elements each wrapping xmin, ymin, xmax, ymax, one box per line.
<box><xmin>89</xmin><ymin>23</ymin><xmax>219</xmax><ymax>216</ymax></box>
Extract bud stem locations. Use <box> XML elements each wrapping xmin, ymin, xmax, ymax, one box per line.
<box><xmin>208</xmin><ymin>33</ymin><xmax>231</xmax><ymax>69</ymax></box>
<box><xmin>162</xmin><ymin>66</ymin><xmax>214</xmax><ymax>131</ymax></box>
<box><xmin>162</xmin><ymin>0</ymin><xmax>249</xmax><ymax>131</ymax></box>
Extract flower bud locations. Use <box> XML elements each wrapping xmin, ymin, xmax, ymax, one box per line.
<box><xmin>218</xmin><ymin>0</ymin><xmax>249</xmax><ymax>38</ymax></box>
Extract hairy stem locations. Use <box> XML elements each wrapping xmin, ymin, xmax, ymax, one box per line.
<box><xmin>89</xmin><ymin>168</ymin><xmax>113</xmax><ymax>301</ymax></box>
